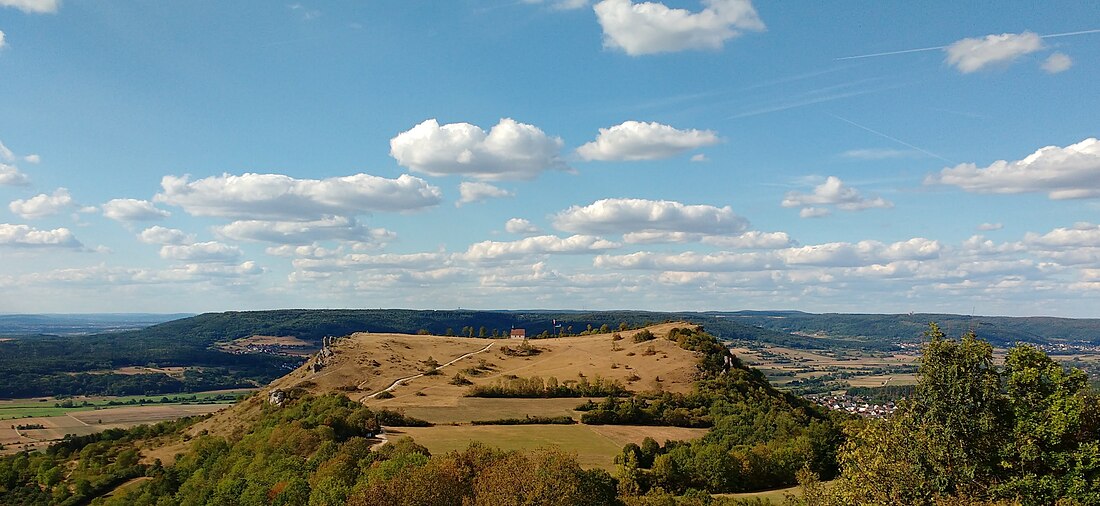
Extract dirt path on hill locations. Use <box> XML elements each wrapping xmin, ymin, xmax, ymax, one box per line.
<box><xmin>360</xmin><ymin>342</ymin><xmax>495</xmax><ymax>400</ymax></box>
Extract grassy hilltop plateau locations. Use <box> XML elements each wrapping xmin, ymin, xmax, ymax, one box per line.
<box><xmin>0</xmin><ymin>311</ymin><xmax>1098</xmax><ymax>504</ymax></box>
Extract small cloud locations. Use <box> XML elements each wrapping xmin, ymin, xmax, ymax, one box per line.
<box><xmin>577</xmin><ymin>121</ymin><xmax>720</xmax><ymax>161</ymax></box>
<box><xmin>594</xmin><ymin>0</ymin><xmax>765</xmax><ymax>56</ymax></box>
<box><xmin>457</xmin><ymin>181</ymin><xmax>514</xmax><ymax>207</ymax></box>
<box><xmin>554</xmin><ymin>198</ymin><xmax>749</xmax><ymax>236</ymax></box>
<box><xmin>9</xmin><ymin>188</ymin><xmax>76</xmax><ymax>219</ymax></box>
<box><xmin>0</xmin><ymin>223</ymin><xmax>81</xmax><ymax>248</ymax></box>
<box><xmin>160</xmin><ymin>241</ymin><xmax>242</xmax><ymax>263</ymax></box>
<box><xmin>102</xmin><ymin>199</ymin><xmax>171</xmax><ymax>222</ymax></box>
<box><xmin>156</xmin><ymin>172</ymin><xmax>442</xmax><ymax>220</ymax></box>
<box><xmin>782</xmin><ymin>176</ymin><xmax>892</xmax><ymax>217</ymax></box>
<box><xmin>0</xmin><ymin>30</ymin><xmax>6</xmax><ymax>50</ymax></box>
<box><xmin>0</xmin><ymin>0</ymin><xmax>60</xmax><ymax>14</ymax></box>
<box><xmin>23</xmin><ymin>154</ymin><xmax>40</xmax><ymax>164</ymax></box>
<box><xmin>944</xmin><ymin>31</ymin><xmax>1043</xmax><ymax>73</ymax></box>
<box><xmin>1041</xmin><ymin>52</ymin><xmax>1073</xmax><ymax>74</ymax></box>
<box><xmin>977</xmin><ymin>222</ymin><xmax>1004</xmax><ymax>231</ymax></box>
<box><xmin>138</xmin><ymin>226</ymin><xmax>192</xmax><ymax>245</ymax></box>
<box><xmin>0</xmin><ymin>163</ymin><xmax>29</xmax><ymax>186</ymax></box>
<box><xmin>505</xmin><ymin>218</ymin><xmax>541</xmax><ymax>235</ymax></box>
<box><xmin>690</xmin><ymin>154</ymin><xmax>708</xmax><ymax>162</ymax></box>
<box><xmin>390</xmin><ymin>118</ymin><xmax>567</xmax><ymax>181</ymax></box>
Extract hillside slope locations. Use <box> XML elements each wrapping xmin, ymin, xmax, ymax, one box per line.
<box><xmin>189</xmin><ymin>322</ymin><xmax>703</xmax><ymax>439</ymax></box>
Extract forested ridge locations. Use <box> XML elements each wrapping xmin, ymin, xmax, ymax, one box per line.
<box><xmin>0</xmin><ymin>309</ymin><xmax>878</xmax><ymax>399</ymax></box>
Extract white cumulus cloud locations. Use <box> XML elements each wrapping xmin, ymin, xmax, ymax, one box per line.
<box><xmin>701</xmin><ymin>230</ymin><xmax>794</xmax><ymax>249</ymax></box>
<box><xmin>0</xmin><ymin>163</ymin><xmax>29</xmax><ymax>186</ymax></box>
<box><xmin>457</xmin><ymin>182</ymin><xmax>514</xmax><ymax>207</ymax></box>
<box><xmin>1042</xmin><ymin>52</ymin><xmax>1073</xmax><ymax>74</ymax></box>
<box><xmin>595</xmin><ymin>250</ymin><xmax>771</xmax><ymax>271</ymax></box>
<box><xmin>781</xmin><ymin>176</ymin><xmax>892</xmax><ymax>217</ymax></box>
<box><xmin>0</xmin><ymin>223</ymin><xmax>80</xmax><ymax>248</ymax></box>
<box><xmin>9</xmin><ymin>188</ymin><xmax>75</xmax><ymax>219</ymax></box>
<box><xmin>390</xmin><ymin>118</ymin><xmax>567</xmax><ymax>181</ymax></box>
<box><xmin>593</xmin><ymin>0</ymin><xmax>764</xmax><ymax>56</ymax></box>
<box><xmin>159</xmin><ymin>241</ymin><xmax>242</xmax><ymax>263</ymax></box>
<box><xmin>0</xmin><ymin>0</ymin><xmax>59</xmax><ymax>14</ymax></box>
<box><xmin>505</xmin><ymin>218</ymin><xmax>541</xmax><ymax>235</ymax></box>
<box><xmin>944</xmin><ymin>31</ymin><xmax>1043</xmax><ymax>73</ymax></box>
<box><xmin>0</xmin><ymin>30</ymin><xmax>6</xmax><ymax>50</ymax></box>
<box><xmin>799</xmin><ymin>207</ymin><xmax>830</xmax><ymax>219</ymax></box>
<box><xmin>101</xmin><ymin>199</ymin><xmax>171</xmax><ymax>222</ymax></box>
<box><xmin>1024</xmin><ymin>222</ymin><xmax>1100</xmax><ymax>249</ymax></box>
<box><xmin>155</xmin><ymin>172</ymin><xmax>442</xmax><ymax>220</ymax></box>
<box><xmin>576</xmin><ymin>121</ymin><xmax>720</xmax><ymax>161</ymax></box>
<box><xmin>554</xmin><ymin>198</ymin><xmax>748</xmax><ymax>235</ymax></box>
<box><xmin>464</xmin><ymin>235</ymin><xmax>620</xmax><ymax>261</ymax></box>
<box><xmin>215</xmin><ymin>217</ymin><xmax>395</xmax><ymax>245</ymax></box>
<box><xmin>293</xmin><ymin>252</ymin><xmax>450</xmax><ymax>272</ymax></box>
<box><xmin>929</xmin><ymin>138</ymin><xmax>1100</xmax><ymax>199</ymax></box>
<box><xmin>138</xmin><ymin>226</ymin><xmax>192</xmax><ymax>245</ymax></box>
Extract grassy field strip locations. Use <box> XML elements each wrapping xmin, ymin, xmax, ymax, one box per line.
<box><xmin>2</xmin><ymin>403</ymin><xmax>232</xmax><ymax>456</ymax></box>
<box><xmin>0</xmin><ymin>390</ymin><xmax>254</xmax><ymax>420</ymax></box>
<box><xmin>361</xmin><ymin>342</ymin><xmax>495</xmax><ymax>398</ymax></box>
<box><xmin>391</xmin><ymin>424</ymin><xmax>709</xmax><ymax>470</ymax></box>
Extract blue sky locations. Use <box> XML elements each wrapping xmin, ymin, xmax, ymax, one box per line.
<box><xmin>1</xmin><ymin>0</ymin><xmax>1098</xmax><ymax>316</ymax></box>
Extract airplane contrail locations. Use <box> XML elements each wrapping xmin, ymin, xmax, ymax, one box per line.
<box><xmin>836</xmin><ymin>45</ymin><xmax>945</xmax><ymax>61</ymax></box>
<box><xmin>829</xmin><ymin>114</ymin><xmax>954</xmax><ymax>164</ymax></box>
<box><xmin>835</xmin><ymin>28</ymin><xmax>1100</xmax><ymax>61</ymax></box>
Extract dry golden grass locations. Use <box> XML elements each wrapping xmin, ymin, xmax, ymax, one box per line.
<box><xmin>111</xmin><ymin>366</ymin><xmax>189</xmax><ymax>377</ymax></box>
<box><xmin>190</xmin><ymin>323</ymin><xmax>703</xmax><ymax>436</ymax></box>
<box><xmin>163</xmin><ymin>321</ymin><xmax>709</xmax><ymax>472</ymax></box>
<box><xmin>391</xmin><ymin>424</ymin><xmax>707</xmax><ymax>470</ymax></box>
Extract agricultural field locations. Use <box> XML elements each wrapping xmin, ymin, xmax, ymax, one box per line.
<box><xmin>0</xmin><ymin>390</ymin><xmax>252</xmax><ymax>455</ymax></box>
<box><xmin>0</xmin><ymin>390</ymin><xmax>253</xmax><ymax>420</ymax></box>
<box><xmin>729</xmin><ymin>341</ymin><xmax>1100</xmax><ymax>396</ymax></box>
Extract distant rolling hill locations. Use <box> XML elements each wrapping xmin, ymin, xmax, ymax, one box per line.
<box><xmin>3</xmin><ymin>308</ymin><xmax>1098</xmax><ymax>399</ymax></box>
<box><xmin>713</xmin><ymin>310</ymin><xmax>1100</xmax><ymax>347</ymax></box>
<box><xmin>0</xmin><ymin>313</ymin><xmax>193</xmax><ymax>337</ymax></box>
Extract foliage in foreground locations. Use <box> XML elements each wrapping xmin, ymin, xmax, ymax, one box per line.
<box><xmin>605</xmin><ymin>326</ymin><xmax>845</xmax><ymax>495</ymax></box>
<box><xmin>101</xmin><ymin>394</ymin><xmax>616</xmax><ymax>506</ymax></box>
<box><xmin>793</xmin><ymin>324</ymin><xmax>1100</xmax><ymax>506</ymax></box>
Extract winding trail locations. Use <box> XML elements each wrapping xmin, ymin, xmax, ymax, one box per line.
<box><xmin>361</xmin><ymin>342</ymin><xmax>495</xmax><ymax>399</ymax></box>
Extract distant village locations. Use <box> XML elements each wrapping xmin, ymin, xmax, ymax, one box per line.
<box><xmin>806</xmin><ymin>393</ymin><xmax>897</xmax><ymax>418</ymax></box>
